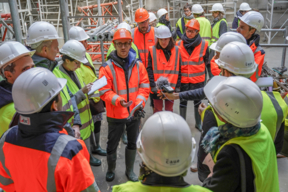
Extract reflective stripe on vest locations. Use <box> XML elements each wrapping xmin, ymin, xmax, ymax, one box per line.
<box><xmin>211</xmin><ymin>18</ymin><xmax>228</xmax><ymax>43</ymax></box>
<box><xmin>151</xmin><ymin>46</ymin><xmax>180</xmax><ymax>90</ymax></box>
<box><xmin>0</xmin><ymin>129</ymin><xmax>13</xmax><ymax>185</ymax></box>
<box><xmin>47</xmin><ymin>135</ymin><xmax>76</xmax><ymax>191</ymax></box>
<box><xmin>196</xmin><ymin>17</ymin><xmax>212</xmax><ymax>46</ymax></box>
<box><xmin>179</xmin><ymin>39</ymin><xmax>207</xmax><ymax>83</ymax></box>
<box><xmin>133</xmin><ymin>27</ymin><xmax>156</xmax><ymax>68</ymax></box>
<box><xmin>214</xmin><ymin>124</ymin><xmax>279</xmax><ymax>192</ymax></box>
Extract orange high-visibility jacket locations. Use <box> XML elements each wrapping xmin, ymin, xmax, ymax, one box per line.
<box><xmin>177</xmin><ymin>39</ymin><xmax>208</xmax><ymax>84</ymax></box>
<box><xmin>0</xmin><ymin>112</ymin><xmax>100</xmax><ymax>192</ymax></box>
<box><xmin>210</xmin><ymin>55</ymin><xmax>221</xmax><ymax>76</ymax></box>
<box><xmin>132</xmin><ymin>26</ymin><xmax>156</xmax><ymax>68</ymax></box>
<box><xmin>250</xmin><ymin>42</ymin><xmax>265</xmax><ymax>82</ymax></box>
<box><xmin>99</xmin><ymin>54</ymin><xmax>150</xmax><ymax>121</ymax></box>
<box><xmin>149</xmin><ymin>46</ymin><xmax>181</xmax><ymax>91</ymax></box>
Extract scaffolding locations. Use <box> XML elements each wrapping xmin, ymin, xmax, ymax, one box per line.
<box><xmin>265</xmin><ymin>0</ymin><xmax>288</xmax><ymax>44</ymax></box>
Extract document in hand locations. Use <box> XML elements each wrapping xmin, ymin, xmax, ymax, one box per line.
<box><xmin>128</xmin><ymin>101</ymin><xmax>143</xmax><ymax>119</ymax></box>
<box><xmin>88</xmin><ymin>76</ymin><xmax>108</xmax><ymax>95</ymax></box>
<box><xmin>203</xmin><ymin>153</ymin><xmax>215</xmax><ymax>174</ymax></box>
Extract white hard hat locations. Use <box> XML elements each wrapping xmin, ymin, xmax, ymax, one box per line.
<box><xmin>148</xmin><ymin>12</ymin><xmax>157</xmax><ymax>22</ymax></box>
<box><xmin>26</xmin><ymin>21</ymin><xmax>61</xmax><ymax>45</ymax></box>
<box><xmin>215</xmin><ymin>42</ymin><xmax>257</xmax><ymax>78</ymax></box>
<box><xmin>60</xmin><ymin>40</ymin><xmax>88</xmax><ymax>63</ymax></box>
<box><xmin>210</xmin><ymin>32</ymin><xmax>246</xmax><ymax>52</ymax></box>
<box><xmin>117</xmin><ymin>22</ymin><xmax>131</xmax><ymax>33</ymax></box>
<box><xmin>155</xmin><ymin>25</ymin><xmax>171</xmax><ymax>39</ymax></box>
<box><xmin>0</xmin><ymin>41</ymin><xmax>35</xmax><ymax>70</ymax></box>
<box><xmin>157</xmin><ymin>8</ymin><xmax>168</xmax><ymax>18</ymax></box>
<box><xmin>210</xmin><ymin>3</ymin><xmax>225</xmax><ymax>13</ymax></box>
<box><xmin>137</xmin><ymin>111</ymin><xmax>195</xmax><ymax>177</ymax></box>
<box><xmin>204</xmin><ymin>76</ymin><xmax>263</xmax><ymax>128</ymax></box>
<box><xmin>239</xmin><ymin>11</ymin><xmax>264</xmax><ymax>32</ymax></box>
<box><xmin>239</xmin><ymin>2</ymin><xmax>252</xmax><ymax>11</ymax></box>
<box><xmin>192</xmin><ymin>4</ymin><xmax>204</xmax><ymax>14</ymax></box>
<box><xmin>12</xmin><ymin>67</ymin><xmax>67</xmax><ymax>114</ymax></box>
<box><xmin>69</xmin><ymin>26</ymin><xmax>89</xmax><ymax>41</ymax></box>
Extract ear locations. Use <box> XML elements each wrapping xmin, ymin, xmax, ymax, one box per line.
<box><xmin>50</xmin><ymin>100</ymin><xmax>58</xmax><ymax>112</ymax></box>
<box><xmin>4</xmin><ymin>71</ymin><xmax>12</xmax><ymax>81</ymax></box>
<box><xmin>250</xmin><ymin>28</ymin><xmax>256</xmax><ymax>35</ymax></box>
<box><xmin>216</xmin><ymin>113</ymin><xmax>227</xmax><ymax>123</ymax></box>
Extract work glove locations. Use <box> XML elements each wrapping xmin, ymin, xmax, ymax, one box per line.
<box><xmin>151</xmin><ymin>87</ymin><xmax>158</xmax><ymax>94</ymax></box>
<box><xmin>134</xmin><ymin>106</ymin><xmax>146</xmax><ymax>119</ymax></box>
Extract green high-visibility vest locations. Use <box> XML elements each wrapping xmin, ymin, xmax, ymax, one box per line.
<box><xmin>281</xmin><ymin>95</ymin><xmax>288</xmax><ymax>156</ymax></box>
<box><xmin>53</xmin><ymin>67</ymin><xmax>74</xmax><ymax>125</ymax></box>
<box><xmin>176</xmin><ymin>17</ymin><xmax>190</xmax><ymax>39</ymax></box>
<box><xmin>261</xmin><ymin>91</ymin><xmax>288</xmax><ymax>140</ymax></box>
<box><xmin>196</xmin><ymin>17</ymin><xmax>212</xmax><ymax>46</ymax></box>
<box><xmin>202</xmin><ymin>91</ymin><xmax>288</xmax><ymax>140</ymax></box>
<box><xmin>77</xmin><ymin>53</ymin><xmax>100</xmax><ymax>103</ymax></box>
<box><xmin>56</xmin><ymin>66</ymin><xmax>94</xmax><ymax>140</ymax></box>
<box><xmin>106</xmin><ymin>42</ymin><xmax>139</xmax><ymax>61</ymax></box>
<box><xmin>156</xmin><ymin>22</ymin><xmax>165</xmax><ymax>27</ymax></box>
<box><xmin>214</xmin><ymin>124</ymin><xmax>279</xmax><ymax>192</ymax></box>
<box><xmin>0</xmin><ymin>103</ymin><xmax>15</xmax><ymax>137</ymax></box>
<box><xmin>211</xmin><ymin>18</ymin><xmax>228</xmax><ymax>43</ymax></box>
<box><xmin>112</xmin><ymin>181</ymin><xmax>212</xmax><ymax>192</ymax></box>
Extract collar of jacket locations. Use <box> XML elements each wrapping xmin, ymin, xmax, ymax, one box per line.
<box><xmin>0</xmin><ymin>80</ymin><xmax>13</xmax><ymax>108</ymax></box>
<box><xmin>247</xmin><ymin>33</ymin><xmax>260</xmax><ymax>47</ymax></box>
<box><xmin>31</xmin><ymin>54</ymin><xmax>58</xmax><ymax>71</ymax></box>
<box><xmin>236</xmin><ymin>10</ymin><xmax>243</xmax><ymax>17</ymax></box>
<box><xmin>159</xmin><ymin>16</ymin><xmax>171</xmax><ymax>27</ymax></box>
<box><xmin>108</xmin><ymin>49</ymin><xmax>138</xmax><ymax>70</ymax></box>
<box><xmin>142</xmin><ymin>172</ymin><xmax>190</xmax><ymax>187</ymax></box>
<box><xmin>18</xmin><ymin>111</ymin><xmax>74</xmax><ymax>135</ymax></box>
<box><xmin>182</xmin><ymin>33</ymin><xmax>202</xmax><ymax>48</ymax></box>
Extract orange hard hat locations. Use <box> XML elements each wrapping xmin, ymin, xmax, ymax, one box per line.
<box><xmin>135</xmin><ymin>8</ymin><xmax>149</xmax><ymax>23</ymax></box>
<box><xmin>112</xmin><ymin>28</ymin><xmax>133</xmax><ymax>42</ymax></box>
<box><xmin>185</xmin><ymin>19</ymin><xmax>200</xmax><ymax>31</ymax></box>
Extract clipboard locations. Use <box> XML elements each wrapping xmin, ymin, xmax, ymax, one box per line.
<box><xmin>88</xmin><ymin>76</ymin><xmax>107</xmax><ymax>95</ymax></box>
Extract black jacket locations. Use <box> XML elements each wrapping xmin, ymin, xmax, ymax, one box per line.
<box><xmin>199</xmin><ymin>110</ymin><xmax>255</xmax><ymax>192</ymax></box>
<box><xmin>0</xmin><ymin>81</ymin><xmax>13</xmax><ymax>109</ymax></box>
<box><xmin>232</xmin><ymin>11</ymin><xmax>242</xmax><ymax>29</ymax></box>
<box><xmin>179</xmin><ymin>87</ymin><xmax>205</xmax><ymax>101</ymax></box>
<box><xmin>142</xmin><ymin>172</ymin><xmax>189</xmax><ymax>187</ymax></box>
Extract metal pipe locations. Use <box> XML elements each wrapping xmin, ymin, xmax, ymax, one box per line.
<box><xmin>8</xmin><ymin>0</ymin><xmax>22</xmax><ymax>42</ymax></box>
<box><xmin>139</xmin><ymin>0</ymin><xmax>143</xmax><ymax>8</ymax></box>
<box><xmin>68</xmin><ymin>15</ymin><xmax>120</xmax><ymax>19</ymax></box>
<box><xmin>59</xmin><ymin>0</ymin><xmax>70</xmax><ymax>42</ymax></box>
<box><xmin>230</xmin><ymin>28</ymin><xmax>286</xmax><ymax>32</ymax></box>
<box><xmin>259</xmin><ymin>44</ymin><xmax>288</xmax><ymax>47</ymax></box>
<box><xmin>0</xmin><ymin>19</ymin><xmax>14</xmax><ymax>34</ymax></box>
<box><xmin>100</xmin><ymin>40</ymin><xmax>105</xmax><ymax>64</ymax></box>
<box><xmin>118</xmin><ymin>0</ymin><xmax>123</xmax><ymax>23</ymax></box>
<box><xmin>97</xmin><ymin>0</ymin><xmax>102</xmax><ymax>26</ymax></box>
<box><xmin>281</xmin><ymin>26</ymin><xmax>288</xmax><ymax>67</ymax></box>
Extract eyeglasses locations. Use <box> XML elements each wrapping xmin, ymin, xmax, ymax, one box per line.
<box><xmin>139</xmin><ymin>19</ymin><xmax>149</xmax><ymax>25</ymax></box>
<box><xmin>115</xmin><ymin>42</ymin><xmax>131</xmax><ymax>48</ymax></box>
<box><xmin>186</xmin><ymin>29</ymin><xmax>197</xmax><ymax>34</ymax></box>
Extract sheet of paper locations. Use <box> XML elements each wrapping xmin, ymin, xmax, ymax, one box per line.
<box><xmin>88</xmin><ymin>76</ymin><xmax>107</xmax><ymax>95</ymax></box>
<box><xmin>128</xmin><ymin>101</ymin><xmax>143</xmax><ymax>119</ymax></box>
<box><xmin>203</xmin><ymin>153</ymin><xmax>215</xmax><ymax>174</ymax></box>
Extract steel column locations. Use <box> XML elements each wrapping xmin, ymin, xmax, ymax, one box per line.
<box><xmin>118</xmin><ymin>0</ymin><xmax>123</xmax><ymax>23</ymax></box>
<box><xmin>59</xmin><ymin>0</ymin><xmax>70</xmax><ymax>42</ymax></box>
<box><xmin>8</xmin><ymin>0</ymin><xmax>22</xmax><ymax>42</ymax></box>
<box><xmin>281</xmin><ymin>26</ymin><xmax>288</xmax><ymax>67</ymax></box>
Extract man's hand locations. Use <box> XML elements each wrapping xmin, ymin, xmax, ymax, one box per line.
<box><xmin>72</xmin><ymin>125</ymin><xmax>81</xmax><ymax>139</ymax></box>
<box><xmin>158</xmin><ymin>92</ymin><xmax>180</xmax><ymax>100</ymax></box>
<box><xmin>151</xmin><ymin>87</ymin><xmax>158</xmax><ymax>94</ymax></box>
<box><xmin>81</xmin><ymin>83</ymin><xmax>93</xmax><ymax>94</ymax></box>
<box><xmin>134</xmin><ymin>105</ymin><xmax>146</xmax><ymax>119</ymax></box>
<box><xmin>198</xmin><ymin>103</ymin><xmax>207</xmax><ymax>116</ymax></box>
<box><xmin>120</xmin><ymin>99</ymin><xmax>133</xmax><ymax>107</ymax></box>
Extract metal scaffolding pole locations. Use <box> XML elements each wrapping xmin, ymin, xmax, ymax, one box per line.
<box><xmin>8</xmin><ymin>0</ymin><xmax>22</xmax><ymax>42</ymax></box>
<box><xmin>118</xmin><ymin>0</ymin><xmax>123</xmax><ymax>23</ymax></box>
<box><xmin>139</xmin><ymin>0</ymin><xmax>143</xmax><ymax>8</ymax></box>
<box><xmin>97</xmin><ymin>0</ymin><xmax>102</xmax><ymax>25</ymax></box>
<box><xmin>59</xmin><ymin>0</ymin><xmax>70</xmax><ymax>42</ymax></box>
<box><xmin>281</xmin><ymin>26</ymin><xmax>288</xmax><ymax>68</ymax></box>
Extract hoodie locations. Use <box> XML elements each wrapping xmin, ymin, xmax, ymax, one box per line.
<box><xmin>31</xmin><ymin>54</ymin><xmax>58</xmax><ymax>71</ymax></box>
<box><xmin>232</xmin><ymin>10</ymin><xmax>243</xmax><ymax>29</ymax></box>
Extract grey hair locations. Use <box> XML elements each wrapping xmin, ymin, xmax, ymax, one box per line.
<box><xmin>31</xmin><ymin>40</ymin><xmax>52</xmax><ymax>53</ymax></box>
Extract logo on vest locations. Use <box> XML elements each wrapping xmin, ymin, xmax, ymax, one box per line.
<box><xmin>148</xmin><ymin>39</ymin><xmax>153</xmax><ymax>42</ymax></box>
<box><xmin>20</xmin><ymin>115</ymin><xmax>31</xmax><ymax>125</ymax></box>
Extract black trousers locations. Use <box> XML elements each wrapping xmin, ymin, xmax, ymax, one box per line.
<box><xmin>107</xmin><ymin>119</ymin><xmax>140</xmax><ymax>155</ymax></box>
<box><xmin>180</xmin><ymin>82</ymin><xmax>205</xmax><ymax>108</ymax></box>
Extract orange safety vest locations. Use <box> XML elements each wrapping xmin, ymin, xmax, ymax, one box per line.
<box><xmin>210</xmin><ymin>55</ymin><xmax>221</xmax><ymax>76</ymax></box>
<box><xmin>177</xmin><ymin>39</ymin><xmax>208</xmax><ymax>84</ymax></box>
<box><xmin>149</xmin><ymin>46</ymin><xmax>180</xmax><ymax>92</ymax></box>
<box><xmin>132</xmin><ymin>27</ymin><xmax>156</xmax><ymax>68</ymax></box>
<box><xmin>250</xmin><ymin>42</ymin><xmax>265</xmax><ymax>82</ymax></box>
<box><xmin>99</xmin><ymin>60</ymin><xmax>150</xmax><ymax>120</ymax></box>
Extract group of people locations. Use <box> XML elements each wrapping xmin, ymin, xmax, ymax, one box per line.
<box><xmin>0</xmin><ymin>2</ymin><xmax>285</xmax><ymax>192</ymax></box>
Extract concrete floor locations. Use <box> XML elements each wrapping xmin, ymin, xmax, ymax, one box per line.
<box><xmin>91</xmin><ymin>36</ymin><xmax>288</xmax><ymax>192</ymax></box>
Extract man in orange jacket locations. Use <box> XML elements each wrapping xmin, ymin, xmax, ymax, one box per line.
<box><xmin>0</xmin><ymin>68</ymin><xmax>100</xmax><ymax>192</ymax></box>
<box><xmin>99</xmin><ymin>29</ymin><xmax>150</xmax><ymax>182</ymax></box>
<box><xmin>237</xmin><ymin>11</ymin><xmax>265</xmax><ymax>82</ymax></box>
